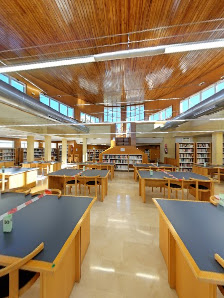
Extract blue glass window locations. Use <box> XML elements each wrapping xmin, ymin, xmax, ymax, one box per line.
<box><xmin>202</xmin><ymin>87</ymin><xmax>215</xmax><ymax>101</ymax></box>
<box><xmin>68</xmin><ymin>107</ymin><xmax>74</xmax><ymax>118</ymax></box>
<box><xmin>60</xmin><ymin>103</ymin><xmax>67</xmax><ymax>116</ymax></box>
<box><xmin>153</xmin><ymin>113</ymin><xmax>160</xmax><ymax>121</ymax></box>
<box><xmin>40</xmin><ymin>94</ymin><xmax>50</xmax><ymax>106</ymax></box>
<box><xmin>161</xmin><ymin>110</ymin><xmax>166</xmax><ymax>120</ymax></box>
<box><xmin>216</xmin><ymin>82</ymin><xmax>224</xmax><ymax>92</ymax></box>
<box><xmin>189</xmin><ymin>94</ymin><xmax>200</xmax><ymax>108</ymax></box>
<box><xmin>50</xmin><ymin>99</ymin><xmax>59</xmax><ymax>111</ymax></box>
<box><xmin>0</xmin><ymin>74</ymin><xmax>9</xmax><ymax>84</ymax></box>
<box><xmin>11</xmin><ymin>79</ymin><xmax>25</xmax><ymax>92</ymax></box>
<box><xmin>166</xmin><ymin>106</ymin><xmax>172</xmax><ymax>118</ymax></box>
<box><xmin>80</xmin><ymin>112</ymin><xmax>86</xmax><ymax>122</ymax></box>
<box><xmin>180</xmin><ymin>99</ymin><xmax>189</xmax><ymax>113</ymax></box>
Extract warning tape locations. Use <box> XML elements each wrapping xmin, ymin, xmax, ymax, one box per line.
<box><xmin>0</xmin><ymin>189</ymin><xmax>53</xmax><ymax>222</ymax></box>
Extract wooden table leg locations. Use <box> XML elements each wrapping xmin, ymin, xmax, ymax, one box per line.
<box><xmin>141</xmin><ymin>178</ymin><xmax>146</xmax><ymax>203</ymax></box>
<box><xmin>139</xmin><ymin>177</ymin><xmax>141</xmax><ymax>196</ymax></box>
<box><xmin>168</xmin><ymin>230</ymin><xmax>176</xmax><ymax>289</ymax></box>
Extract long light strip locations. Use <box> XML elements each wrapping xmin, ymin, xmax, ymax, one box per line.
<box><xmin>0</xmin><ymin>56</ymin><xmax>95</xmax><ymax>73</ymax></box>
<box><xmin>0</xmin><ymin>39</ymin><xmax>224</xmax><ymax>73</ymax></box>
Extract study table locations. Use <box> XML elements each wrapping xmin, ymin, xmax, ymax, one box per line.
<box><xmin>133</xmin><ymin>163</ymin><xmax>176</xmax><ymax>181</ymax></box>
<box><xmin>0</xmin><ymin>167</ymin><xmax>38</xmax><ymax>190</ymax></box>
<box><xmin>48</xmin><ymin>169</ymin><xmax>109</xmax><ymax>201</ymax></box>
<box><xmin>76</xmin><ymin>162</ymin><xmax>115</xmax><ymax>179</ymax></box>
<box><xmin>0</xmin><ymin>192</ymin><xmax>96</xmax><ymax>298</ymax></box>
<box><xmin>193</xmin><ymin>164</ymin><xmax>224</xmax><ymax>182</ymax></box>
<box><xmin>22</xmin><ymin>161</ymin><xmax>62</xmax><ymax>173</ymax></box>
<box><xmin>138</xmin><ymin>170</ymin><xmax>214</xmax><ymax>203</ymax></box>
<box><xmin>153</xmin><ymin>198</ymin><xmax>224</xmax><ymax>298</ymax></box>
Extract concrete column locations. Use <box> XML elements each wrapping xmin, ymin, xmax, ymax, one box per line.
<box><xmin>27</xmin><ymin>136</ymin><xmax>34</xmax><ymax>162</ymax></box>
<box><xmin>212</xmin><ymin>132</ymin><xmax>223</xmax><ymax>165</ymax></box>
<box><xmin>44</xmin><ymin>136</ymin><xmax>51</xmax><ymax>161</ymax></box>
<box><xmin>62</xmin><ymin>138</ymin><xmax>67</xmax><ymax>164</ymax></box>
<box><xmin>82</xmin><ymin>138</ymin><xmax>87</xmax><ymax>162</ymax></box>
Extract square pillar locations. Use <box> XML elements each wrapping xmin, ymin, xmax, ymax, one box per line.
<box><xmin>62</xmin><ymin>138</ymin><xmax>67</xmax><ymax>164</ymax></box>
<box><xmin>212</xmin><ymin>132</ymin><xmax>223</xmax><ymax>165</ymax></box>
<box><xmin>27</xmin><ymin>136</ymin><xmax>34</xmax><ymax>162</ymax></box>
<box><xmin>44</xmin><ymin>136</ymin><xmax>52</xmax><ymax>161</ymax></box>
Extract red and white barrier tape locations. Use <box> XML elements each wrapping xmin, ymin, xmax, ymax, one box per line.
<box><xmin>0</xmin><ymin>189</ymin><xmax>53</xmax><ymax>222</ymax></box>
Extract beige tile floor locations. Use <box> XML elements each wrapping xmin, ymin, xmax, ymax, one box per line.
<box><xmin>22</xmin><ymin>172</ymin><xmax>223</xmax><ymax>298</ymax></box>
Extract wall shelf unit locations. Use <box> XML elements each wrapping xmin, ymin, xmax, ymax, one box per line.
<box><xmin>87</xmin><ymin>149</ymin><xmax>105</xmax><ymax>162</ymax></box>
<box><xmin>176</xmin><ymin>143</ymin><xmax>195</xmax><ymax>172</ymax></box>
<box><xmin>51</xmin><ymin>148</ymin><xmax>58</xmax><ymax>161</ymax></box>
<box><xmin>0</xmin><ymin>148</ymin><xmax>15</xmax><ymax>162</ymax></box>
<box><xmin>195</xmin><ymin>142</ymin><xmax>211</xmax><ymax>165</ymax></box>
<box><xmin>99</xmin><ymin>146</ymin><xmax>147</xmax><ymax>171</ymax></box>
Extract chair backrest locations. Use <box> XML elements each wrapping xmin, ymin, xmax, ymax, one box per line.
<box><xmin>0</xmin><ymin>242</ymin><xmax>44</xmax><ymax>296</ymax></box>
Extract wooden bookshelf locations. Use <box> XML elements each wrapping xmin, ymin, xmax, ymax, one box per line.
<box><xmin>0</xmin><ymin>148</ymin><xmax>15</xmax><ymax>162</ymax></box>
<box><xmin>51</xmin><ymin>148</ymin><xmax>58</xmax><ymax>161</ymax></box>
<box><xmin>176</xmin><ymin>143</ymin><xmax>195</xmax><ymax>172</ymax></box>
<box><xmin>195</xmin><ymin>142</ymin><xmax>211</xmax><ymax>165</ymax></box>
<box><xmin>99</xmin><ymin>146</ymin><xmax>148</xmax><ymax>172</ymax></box>
<box><xmin>87</xmin><ymin>149</ymin><xmax>105</xmax><ymax>162</ymax></box>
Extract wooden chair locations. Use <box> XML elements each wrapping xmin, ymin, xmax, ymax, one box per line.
<box><xmin>83</xmin><ymin>175</ymin><xmax>100</xmax><ymax>198</ymax></box>
<box><xmin>189</xmin><ymin>179</ymin><xmax>211</xmax><ymax>201</ymax></box>
<box><xmin>0</xmin><ymin>242</ymin><xmax>44</xmax><ymax>298</ymax></box>
<box><xmin>31</xmin><ymin>189</ymin><xmax>62</xmax><ymax>198</ymax></box>
<box><xmin>164</xmin><ymin>178</ymin><xmax>182</xmax><ymax>199</ymax></box>
<box><xmin>1</xmin><ymin>187</ymin><xmax>31</xmax><ymax>196</ymax></box>
<box><xmin>66</xmin><ymin>175</ymin><xmax>81</xmax><ymax>195</ymax></box>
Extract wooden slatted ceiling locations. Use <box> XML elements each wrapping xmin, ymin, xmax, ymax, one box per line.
<box><xmin>0</xmin><ymin>0</ymin><xmax>223</xmax><ymax>111</ymax></box>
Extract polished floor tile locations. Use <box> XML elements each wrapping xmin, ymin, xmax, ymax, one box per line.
<box><xmin>22</xmin><ymin>171</ymin><xmax>223</xmax><ymax>297</ymax></box>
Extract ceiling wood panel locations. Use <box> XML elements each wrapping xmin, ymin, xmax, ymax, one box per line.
<box><xmin>0</xmin><ymin>0</ymin><xmax>223</xmax><ymax>116</ymax></box>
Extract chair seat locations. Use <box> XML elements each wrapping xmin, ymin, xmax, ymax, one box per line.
<box><xmin>190</xmin><ymin>184</ymin><xmax>209</xmax><ymax>190</ymax></box>
<box><xmin>86</xmin><ymin>181</ymin><xmax>100</xmax><ymax>186</ymax></box>
<box><xmin>165</xmin><ymin>183</ymin><xmax>181</xmax><ymax>189</ymax></box>
<box><xmin>67</xmin><ymin>180</ymin><xmax>80</xmax><ymax>185</ymax></box>
<box><xmin>0</xmin><ymin>267</ymin><xmax>36</xmax><ymax>298</ymax></box>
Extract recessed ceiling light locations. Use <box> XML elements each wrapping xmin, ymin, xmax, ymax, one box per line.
<box><xmin>198</xmin><ymin>82</ymin><xmax>205</xmax><ymax>86</ymax></box>
<box><xmin>57</xmin><ymin>95</ymin><xmax>62</xmax><ymax>98</ymax></box>
<box><xmin>220</xmin><ymin>76</ymin><xmax>224</xmax><ymax>80</ymax></box>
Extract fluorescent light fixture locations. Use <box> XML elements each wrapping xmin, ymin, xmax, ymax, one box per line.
<box><xmin>0</xmin><ymin>39</ymin><xmax>224</xmax><ymax>73</ymax></box>
<box><xmin>136</xmin><ymin>273</ymin><xmax>160</xmax><ymax>280</ymax></box>
<box><xmin>209</xmin><ymin>118</ymin><xmax>224</xmax><ymax>120</ymax></box>
<box><xmin>94</xmin><ymin>46</ymin><xmax>165</xmax><ymax>61</ymax></box>
<box><xmin>165</xmin><ymin>39</ymin><xmax>224</xmax><ymax>53</ymax></box>
<box><xmin>90</xmin><ymin>266</ymin><xmax>115</xmax><ymax>273</ymax></box>
<box><xmin>0</xmin><ymin>56</ymin><xmax>95</xmax><ymax>73</ymax></box>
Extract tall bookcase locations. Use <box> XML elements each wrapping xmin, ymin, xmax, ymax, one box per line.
<box><xmin>87</xmin><ymin>149</ymin><xmax>105</xmax><ymax>162</ymax></box>
<box><xmin>0</xmin><ymin>148</ymin><xmax>15</xmax><ymax>161</ymax></box>
<box><xmin>51</xmin><ymin>148</ymin><xmax>58</xmax><ymax>161</ymax></box>
<box><xmin>99</xmin><ymin>146</ymin><xmax>147</xmax><ymax>171</ymax></box>
<box><xmin>195</xmin><ymin>142</ymin><xmax>211</xmax><ymax>165</ymax></box>
<box><xmin>176</xmin><ymin>142</ymin><xmax>195</xmax><ymax>171</ymax></box>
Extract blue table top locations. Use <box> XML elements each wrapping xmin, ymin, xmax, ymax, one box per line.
<box><xmin>77</xmin><ymin>162</ymin><xmax>114</xmax><ymax>166</ymax></box>
<box><xmin>0</xmin><ymin>167</ymin><xmax>38</xmax><ymax>174</ymax></box>
<box><xmin>0</xmin><ymin>193</ymin><xmax>94</xmax><ymax>263</ymax></box>
<box><xmin>133</xmin><ymin>163</ymin><xmax>175</xmax><ymax>168</ymax></box>
<box><xmin>48</xmin><ymin>169</ymin><xmax>109</xmax><ymax>178</ymax></box>
<box><xmin>138</xmin><ymin>170</ymin><xmax>210</xmax><ymax>181</ymax></box>
<box><xmin>155</xmin><ymin>199</ymin><xmax>224</xmax><ymax>274</ymax></box>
